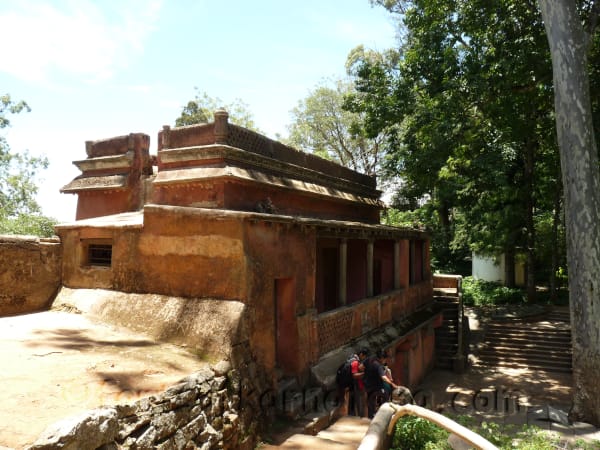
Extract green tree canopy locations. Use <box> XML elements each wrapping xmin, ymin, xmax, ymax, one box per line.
<box><xmin>175</xmin><ymin>89</ymin><xmax>261</xmax><ymax>132</ymax></box>
<box><xmin>347</xmin><ymin>0</ymin><xmax>565</xmax><ymax>291</ymax></box>
<box><xmin>0</xmin><ymin>94</ymin><xmax>56</xmax><ymax>237</ymax></box>
<box><xmin>286</xmin><ymin>78</ymin><xmax>387</xmax><ymax>177</ymax></box>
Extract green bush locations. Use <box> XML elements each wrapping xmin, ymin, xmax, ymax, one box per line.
<box><xmin>0</xmin><ymin>214</ymin><xmax>57</xmax><ymax>237</ymax></box>
<box><xmin>391</xmin><ymin>416</ymin><xmax>449</xmax><ymax>450</ymax></box>
<box><xmin>462</xmin><ymin>276</ymin><xmax>525</xmax><ymax>306</ymax></box>
<box><xmin>391</xmin><ymin>414</ymin><xmax>599</xmax><ymax>449</ymax></box>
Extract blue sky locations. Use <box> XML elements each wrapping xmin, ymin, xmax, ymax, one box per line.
<box><xmin>0</xmin><ymin>0</ymin><xmax>398</xmax><ymax>221</ymax></box>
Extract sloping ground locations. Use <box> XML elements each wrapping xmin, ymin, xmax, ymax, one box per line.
<box><xmin>0</xmin><ymin>311</ymin><xmax>208</xmax><ymax>449</ymax></box>
<box><xmin>258</xmin><ymin>416</ymin><xmax>370</xmax><ymax>449</ymax></box>
<box><xmin>476</xmin><ymin>307</ymin><xmax>572</xmax><ymax>373</ymax></box>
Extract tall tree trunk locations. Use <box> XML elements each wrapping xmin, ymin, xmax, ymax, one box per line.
<box><xmin>524</xmin><ymin>139</ymin><xmax>537</xmax><ymax>302</ymax></box>
<box><xmin>539</xmin><ymin>0</ymin><xmax>600</xmax><ymax>426</ymax></box>
<box><xmin>504</xmin><ymin>246</ymin><xmax>515</xmax><ymax>288</ymax></box>
<box><xmin>437</xmin><ymin>198</ymin><xmax>452</xmax><ymax>268</ymax></box>
<box><xmin>549</xmin><ymin>185</ymin><xmax>562</xmax><ymax>301</ymax></box>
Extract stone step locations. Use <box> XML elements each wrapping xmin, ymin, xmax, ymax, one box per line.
<box><xmin>475</xmin><ymin>358</ymin><xmax>572</xmax><ymax>373</ymax></box>
<box><xmin>547</xmin><ymin>313</ymin><xmax>570</xmax><ymax>320</ymax></box>
<box><xmin>260</xmin><ymin>415</ymin><xmax>370</xmax><ymax>449</ymax></box>
<box><xmin>436</xmin><ymin>341</ymin><xmax>458</xmax><ymax>349</ymax></box>
<box><xmin>476</xmin><ymin>311</ymin><xmax>573</xmax><ymax>374</ymax></box>
<box><xmin>479</xmin><ymin>341</ymin><xmax>572</xmax><ymax>353</ymax></box>
<box><xmin>487</xmin><ymin>320</ymin><xmax>571</xmax><ymax>330</ymax></box>
<box><xmin>484</xmin><ymin>335</ymin><xmax>571</xmax><ymax>346</ymax></box>
<box><xmin>259</xmin><ymin>433</ymin><xmax>356</xmax><ymax>449</ymax></box>
<box><xmin>484</xmin><ymin>334</ymin><xmax>571</xmax><ymax>345</ymax></box>
<box><xmin>436</xmin><ymin>329</ymin><xmax>459</xmax><ymax>339</ymax></box>
<box><xmin>488</xmin><ymin>320</ymin><xmax>571</xmax><ymax>327</ymax></box>
<box><xmin>479</xmin><ymin>349</ymin><xmax>572</xmax><ymax>364</ymax></box>
<box><xmin>433</xmin><ymin>291</ymin><xmax>459</xmax><ymax>299</ymax></box>
<box><xmin>441</xmin><ymin>317</ymin><xmax>458</xmax><ymax>324</ymax></box>
<box><xmin>279</xmin><ymin>387</ymin><xmax>325</xmax><ymax>419</ymax></box>
<box><xmin>485</xmin><ymin>328</ymin><xmax>571</xmax><ymax>337</ymax></box>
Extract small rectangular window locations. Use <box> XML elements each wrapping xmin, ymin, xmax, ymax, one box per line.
<box><xmin>88</xmin><ymin>244</ymin><xmax>112</xmax><ymax>266</ymax></box>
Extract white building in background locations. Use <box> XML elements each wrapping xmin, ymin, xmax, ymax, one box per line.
<box><xmin>472</xmin><ymin>252</ymin><xmax>525</xmax><ymax>287</ymax></box>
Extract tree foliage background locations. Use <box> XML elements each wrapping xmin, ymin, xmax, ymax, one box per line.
<box><xmin>286</xmin><ymin>77</ymin><xmax>387</xmax><ymax>177</ymax></box>
<box><xmin>0</xmin><ymin>95</ymin><xmax>56</xmax><ymax>237</ymax></box>
<box><xmin>334</xmin><ymin>0</ymin><xmax>599</xmax><ymax>299</ymax></box>
<box><xmin>175</xmin><ymin>89</ymin><xmax>261</xmax><ymax>132</ymax></box>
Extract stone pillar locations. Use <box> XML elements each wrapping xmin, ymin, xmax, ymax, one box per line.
<box><xmin>214</xmin><ymin>109</ymin><xmax>229</xmax><ymax>144</ymax></box>
<box><xmin>400</xmin><ymin>239</ymin><xmax>410</xmax><ymax>289</ymax></box>
<box><xmin>161</xmin><ymin>125</ymin><xmax>171</xmax><ymax>150</ymax></box>
<box><xmin>339</xmin><ymin>238</ymin><xmax>347</xmax><ymax>306</ymax></box>
<box><xmin>85</xmin><ymin>140</ymin><xmax>94</xmax><ymax>157</ymax></box>
<box><xmin>394</xmin><ymin>240</ymin><xmax>401</xmax><ymax>289</ymax></box>
<box><xmin>424</xmin><ymin>238</ymin><xmax>431</xmax><ymax>280</ymax></box>
<box><xmin>367</xmin><ymin>239</ymin><xmax>374</xmax><ymax>297</ymax></box>
<box><xmin>409</xmin><ymin>240</ymin><xmax>415</xmax><ymax>285</ymax></box>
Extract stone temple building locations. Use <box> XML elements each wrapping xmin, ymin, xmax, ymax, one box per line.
<box><xmin>55</xmin><ymin>110</ymin><xmax>442</xmax><ymax>392</ymax></box>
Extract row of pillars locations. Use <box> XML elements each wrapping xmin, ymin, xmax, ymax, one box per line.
<box><xmin>337</xmin><ymin>239</ymin><xmax>405</xmax><ymax>306</ymax></box>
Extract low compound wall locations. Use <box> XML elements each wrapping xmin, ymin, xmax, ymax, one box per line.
<box><xmin>26</xmin><ymin>351</ymin><xmax>271</xmax><ymax>450</ymax></box>
<box><xmin>0</xmin><ymin>235</ymin><xmax>61</xmax><ymax>317</ymax></box>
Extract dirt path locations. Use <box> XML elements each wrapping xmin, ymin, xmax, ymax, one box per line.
<box><xmin>0</xmin><ymin>311</ymin><xmax>208</xmax><ymax>449</ymax></box>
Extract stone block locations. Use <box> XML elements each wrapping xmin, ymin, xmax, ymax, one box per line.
<box><xmin>117</xmin><ymin>413</ymin><xmax>151</xmax><ymax>441</ymax></box>
<box><xmin>182</xmin><ymin>413</ymin><xmax>208</xmax><ymax>440</ymax></box>
<box><xmin>135</xmin><ymin>425</ymin><xmax>157</xmax><ymax>448</ymax></box>
<box><xmin>26</xmin><ymin>407</ymin><xmax>119</xmax><ymax>450</ymax></box>
<box><xmin>212</xmin><ymin>376</ymin><xmax>227</xmax><ymax>391</ymax></box>
<box><xmin>168</xmin><ymin>389</ymin><xmax>197</xmax><ymax>408</ymax></box>
<box><xmin>213</xmin><ymin>360</ymin><xmax>232</xmax><ymax>377</ymax></box>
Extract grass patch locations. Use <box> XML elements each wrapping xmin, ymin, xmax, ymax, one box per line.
<box><xmin>462</xmin><ymin>276</ymin><xmax>526</xmax><ymax>307</ymax></box>
<box><xmin>391</xmin><ymin>416</ymin><xmax>599</xmax><ymax>449</ymax></box>
<box><xmin>461</xmin><ymin>276</ymin><xmax>570</xmax><ymax>307</ymax></box>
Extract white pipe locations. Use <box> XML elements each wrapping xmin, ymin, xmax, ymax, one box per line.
<box><xmin>386</xmin><ymin>403</ymin><xmax>498</xmax><ymax>450</ymax></box>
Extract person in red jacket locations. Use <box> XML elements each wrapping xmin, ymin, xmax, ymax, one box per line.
<box><xmin>350</xmin><ymin>347</ymin><xmax>369</xmax><ymax>417</ymax></box>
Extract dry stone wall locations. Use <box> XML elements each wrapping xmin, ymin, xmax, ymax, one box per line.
<box><xmin>0</xmin><ymin>235</ymin><xmax>61</xmax><ymax>317</ymax></box>
<box><xmin>26</xmin><ymin>345</ymin><xmax>272</xmax><ymax>450</ymax></box>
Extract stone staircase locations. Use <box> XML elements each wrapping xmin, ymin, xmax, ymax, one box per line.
<box><xmin>258</xmin><ymin>415</ymin><xmax>370</xmax><ymax>449</ymax></box>
<box><xmin>260</xmin><ymin>371</ymin><xmax>370</xmax><ymax>449</ymax></box>
<box><xmin>434</xmin><ymin>289</ymin><xmax>468</xmax><ymax>370</ymax></box>
<box><xmin>275</xmin><ymin>376</ymin><xmax>326</xmax><ymax>420</ymax></box>
<box><xmin>476</xmin><ymin>307</ymin><xmax>572</xmax><ymax>373</ymax></box>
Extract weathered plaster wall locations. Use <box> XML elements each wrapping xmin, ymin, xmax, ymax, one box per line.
<box><xmin>0</xmin><ymin>236</ymin><xmax>61</xmax><ymax>317</ymax></box>
<box><xmin>58</xmin><ymin>207</ymin><xmax>248</xmax><ymax>300</ymax></box>
<box><xmin>75</xmin><ymin>190</ymin><xmax>133</xmax><ymax>221</ymax></box>
<box><xmin>120</xmin><ymin>207</ymin><xmax>248</xmax><ymax>299</ymax></box>
<box><xmin>243</xmin><ymin>220</ymin><xmax>316</xmax><ymax>378</ymax></box>
<box><xmin>221</xmin><ymin>181</ymin><xmax>380</xmax><ymax>223</ymax></box>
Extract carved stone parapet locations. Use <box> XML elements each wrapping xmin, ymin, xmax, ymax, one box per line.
<box><xmin>73</xmin><ymin>151</ymin><xmax>134</xmax><ymax>173</ymax></box>
<box><xmin>60</xmin><ymin>174</ymin><xmax>129</xmax><ymax>193</ymax></box>
<box><xmin>157</xmin><ymin>144</ymin><xmax>381</xmax><ymax>200</ymax></box>
<box><xmin>162</xmin><ymin>125</ymin><xmax>171</xmax><ymax>150</ymax></box>
<box><xmin>213</xmin><ymin>109</ymin><xmax>229</xmax><ymax>144</ymax></box>
<box><xmin>85</xmin><ymin>133</ymin><xmax>149</xmax><ymax>158</ymax></box>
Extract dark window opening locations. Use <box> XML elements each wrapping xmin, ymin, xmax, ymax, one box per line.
<box><xmin>88</xmin><ymin>244</ymin><xmax>112</xmax><ymax>266</ymax></box>
<box><xmin>316</xmin><ymin>246</ymin><xmax>339</xmax><ymax>313</ymax></box>
<box><xmin>373</xmin><ymin>259</ymin><xmax>382</xmax><ymax>296</ymax></box>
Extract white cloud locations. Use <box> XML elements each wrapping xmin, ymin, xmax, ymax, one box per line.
<box><xmin>0</xmin><ymin>0</ymin><xmax>162</xmax><ymax>83</ymax></box>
